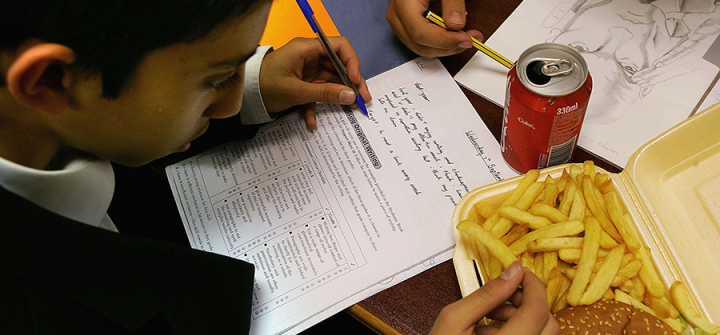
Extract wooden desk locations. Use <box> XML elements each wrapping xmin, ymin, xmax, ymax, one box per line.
<box><xmin>346</xmin><ymin>0</ymin><xmax>621</xmax><ymax>333</ymax></box>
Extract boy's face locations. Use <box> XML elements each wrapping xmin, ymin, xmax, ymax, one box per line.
<box><xmin>57</xmin><ymin>2</ymin><xmax>271</xmax><ymax>166</ymax></box>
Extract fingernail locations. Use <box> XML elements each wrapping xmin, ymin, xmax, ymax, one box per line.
<box><xmin>459</xmin><ymin>41</ymin><xmax>471</xmax><ymax>48</ymax></box>
<box><xmin>500</xmin><ymin>262</ymin><xmax>520</xmax><ymax>280</ymax></box>
<box><xmin>340</xmin><ymin>90</ymin><xmax>356</xmax><ymax>104</ymax></box>
<box><xmin>449</xmin><ymin>12</ymin><xmax>464</xmax><ymax>25</ymax></box>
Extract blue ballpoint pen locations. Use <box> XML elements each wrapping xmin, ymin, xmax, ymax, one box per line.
<box><xmin>296</xmin><ymin>0</ymin><xmax>368</xmax><ymax>116</ymax></box>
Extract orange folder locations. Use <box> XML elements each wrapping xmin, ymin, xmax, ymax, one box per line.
<box><xmin>259</xmin><ymin>0</ymin><xmax>339</xmax><ymax>48</ymax></box>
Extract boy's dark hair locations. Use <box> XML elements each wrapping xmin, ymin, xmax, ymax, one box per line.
<box><xmin>1</xmin><ymin>0</ymin><xmax>267</xmax><ymax>98</ymax></box>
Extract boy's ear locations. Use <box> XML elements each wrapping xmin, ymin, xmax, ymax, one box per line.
<box><xmin>6</xmin><ymin>43</ymin><xmax>77</xmax><ymax>114</ymax></box>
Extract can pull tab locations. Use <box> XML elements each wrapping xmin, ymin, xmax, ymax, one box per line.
<box><xmin>539</xmin><ymin>58</ymin><xmax>574</xmax><ymax>77</ymax></box>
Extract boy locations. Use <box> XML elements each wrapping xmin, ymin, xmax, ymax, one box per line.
<box><xmin>0</xmin><ymin>0</ymin><xmax>369</xmax><ymax>333</ymax></box>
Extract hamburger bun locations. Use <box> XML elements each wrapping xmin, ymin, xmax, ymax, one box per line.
<box><xmin>553</xmin><ymin>300</ymin><xmax>679</xmax><ymax>335</ymax></box>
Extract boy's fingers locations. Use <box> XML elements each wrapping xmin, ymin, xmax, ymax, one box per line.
<box><xmin>388</xmin><ymin>0</ymin><xmax>474</xmax><ymax>57</ymax></box>
<box><xmin>494</xmin><ymin>268</ymin><xmax>555</xmax><ymax>335</ymax></box>
<box><xmin>320</xmin><ymin>38</ymin><xmax>371</xmax><ymax>102</ymax></box>
<box><xmin>301</xmin><ymin>103</ymin><xmax>317</xmax><ymax>130</ymax></box>
<box><xmin>293</xmin><ymin>81</ymin><xmax>358</xmax><ymax>107</ymax></box>
<box><xmin>438</xmin><ymin>262</ymin><xmax>525</xmax><ymax>328</ymax></box>
<box><xmin>485</xmin><ymin>303</ymin><xmax>518</xmax><ymax>321</ymax></box>
<box><xmin>440</xmin><ymin>0</ymin><xmax>468</xmax><ymax>30</ymax></box>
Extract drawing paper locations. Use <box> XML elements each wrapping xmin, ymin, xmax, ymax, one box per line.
<box><xmin>455</xmin><ymin>0</ymin><xmax>720</xmax><ymax>167</ymax></box>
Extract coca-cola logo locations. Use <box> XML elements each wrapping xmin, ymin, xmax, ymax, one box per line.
<box><xmin>518</xmin><ymin>117</ymin><xmax>535</xmax><ymax>129</ymax></box>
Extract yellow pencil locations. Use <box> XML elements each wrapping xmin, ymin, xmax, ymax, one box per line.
<box><xmin>424</xmin><ymin>10</ymin><xmax>513</xmax><ymax>69</ymax></box>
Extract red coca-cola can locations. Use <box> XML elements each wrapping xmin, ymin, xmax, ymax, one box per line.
<box><xmin>501</xmin><ymin>43</ymin><xmax>592</xmax><ymax>174</ymax></box>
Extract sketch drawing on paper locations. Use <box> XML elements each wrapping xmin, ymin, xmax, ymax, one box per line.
<box><xmin>541</xmin><ymin>0</ymin><xmax>720</xmax><ymax>124</ymax></box>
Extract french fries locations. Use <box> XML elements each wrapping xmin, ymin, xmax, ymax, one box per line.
<box><xmin>578</xmin><ymin>243</ymin><xmax>625</xmax><ymax>305</ymax></box>
<box><xmin>508</xmin><ymin>220</ymin><xmax>584</xmax><ymax>256</ymax></box>
<box><xmin>456</xmin><ymin>161</ymin><xmax>717</xmax><ymax>333</ymax></box>
<box><xmin>670</xmin><ymin>282</ymin><xmax>720</xmax><ymax>334</ymax></box>
<box><xmin>566</xmin><ymin>217</ymin><xmax>600</xmax><ymax>306</ymax></box>
<box><xmin>473</xmin><ymin>201</ymin><xmax>495</xmax><ymax>219</ymax></box>
<box><xmin>545</xmin><ymin>267</ymin><xmax>563</xmax><ymax>309</ymax></box>
<box><xmin>529</xmin><ymin>203</ymin><xmax>568</xmax><ymax>223</ymax></box>
<box><xmin>498</xmin><ymin>205</ymin><xmax>552</xmax><ymax>229</ymax></box>
<box><xmin>604</xmin><ymin>191</ymin><xmax>641</xmax><ymax>251</ymax></box>
<box><xmin>645</xmin><ymin>296</ymin><xmax>679</xmax><ymax>320</ymax></box>
<box><xmin>527</xmin><ymin>237</ymin><xmax>583</xmax><ymax>252</ymax></box>
<box><xmin>457</xmin><ymin>220</ymin><xmax>517</xmax><ymax>268</ymax></box>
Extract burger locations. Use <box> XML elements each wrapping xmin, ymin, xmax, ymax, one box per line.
<box><xmin>553</xmin><ymin>300</ymin><xmax>679</xmax><ymax>335</ymax></box>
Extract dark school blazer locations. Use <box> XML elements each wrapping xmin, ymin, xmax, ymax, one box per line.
<box><xmin>0</xmin><ymin>183</ymin><xmax>255</xmax><ymax>334</ymax></box>
<box><xmin>0</xmin><ymin>114</ymin><xmax>269</xmax><ymax>334</ymax></box>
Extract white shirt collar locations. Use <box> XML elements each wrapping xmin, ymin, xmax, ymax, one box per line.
<box><xmin>0</xmin><ymin>154</ymin><xmax>117</xmax><ymax>231</ymax></box>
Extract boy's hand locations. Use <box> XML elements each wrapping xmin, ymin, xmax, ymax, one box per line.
<box><xmin>386</xmin><ymin>0</ymin><xmax>483</xmax><ymax>59</ymax></box>
<box><xmin>429</xmin><ymin>262</ymin><xmax>560</xmax><ymax>335</ymax></box>
<box><xmin>258</xmin><ymin>36</ymin><xmax>371</xmax><ymax>130</ymax></box>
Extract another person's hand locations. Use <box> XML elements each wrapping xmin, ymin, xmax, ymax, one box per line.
<box><xmin>258</xmin><ymin>36</ymin><xmax>371</xmax><ymax>130</ymax></box>
<box><xmin>429</xmin><ymin>262</ymin><xmax>560</xmax><ymax>335</ymax></box>
<box><xmin>387</xmin><ymin>0</ymin><xmax>483</xmax><ymax>59</ymax></box>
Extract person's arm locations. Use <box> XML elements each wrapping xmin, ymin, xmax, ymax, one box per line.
<box><xmin>387</xmin><ymin>0</ymin><xmax>483</xmax><ymax>59</ymax></box>
<box><xmin>429</xmin><ymin>262</ymin><xmax>560</xmax><ymax>335</ymax></box>
<box><xmin>253</xmin><ymin>37</ymin><xmax>372</xmax><ymax>130</ymax></box>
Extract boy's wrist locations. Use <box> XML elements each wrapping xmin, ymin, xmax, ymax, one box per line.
<box><xmin>240</xmin><ymin>45</ymin><xmax>275</xmax><ymax>125</ymax></box>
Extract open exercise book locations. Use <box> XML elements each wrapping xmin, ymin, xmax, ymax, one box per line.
<box><xmin>165</xmin><ymin>58</ymin><xmax>516</xmax><ymax>335</ymax></box>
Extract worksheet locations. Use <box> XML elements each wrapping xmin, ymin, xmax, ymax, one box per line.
<box><xmin>166</xmin><ymin>58</ymin><xmax>516</xmax><ymax>335</ymax></box>
<box><xmin>454</xmin><ymin>0</ymin><xmax>720</xmax><ymax>168</ymax></box>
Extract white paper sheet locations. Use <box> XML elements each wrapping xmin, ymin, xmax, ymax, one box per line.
<box><xmin>166</xmin><ymin>58</ymin><xmax>516</xmax><ymax>335</ymax></box>
<box><xmin>455</xmin><ymin>0</ymin><xmax>720</xmax><ymax>168</ymax></box>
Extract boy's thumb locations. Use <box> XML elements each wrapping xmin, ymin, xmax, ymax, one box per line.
<box><xmin>454</xmin><ymin>262</ymin><xmax>525</xmax><ymax>319</ymax></box>
<box><xmin>338</xmin><ymin>89</ymin><xmax>357</xmax><ymax>104</ymax></box>
<box><xmin>301</xmin><ymin>81</ymin><xmax>356</xmax><ymax>105</ymax></box>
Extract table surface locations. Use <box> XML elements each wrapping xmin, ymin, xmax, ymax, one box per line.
<box><xmin>346</xmin><ymin>0</ymin><xmax>621</xmax><ymax>333</ymax></box>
